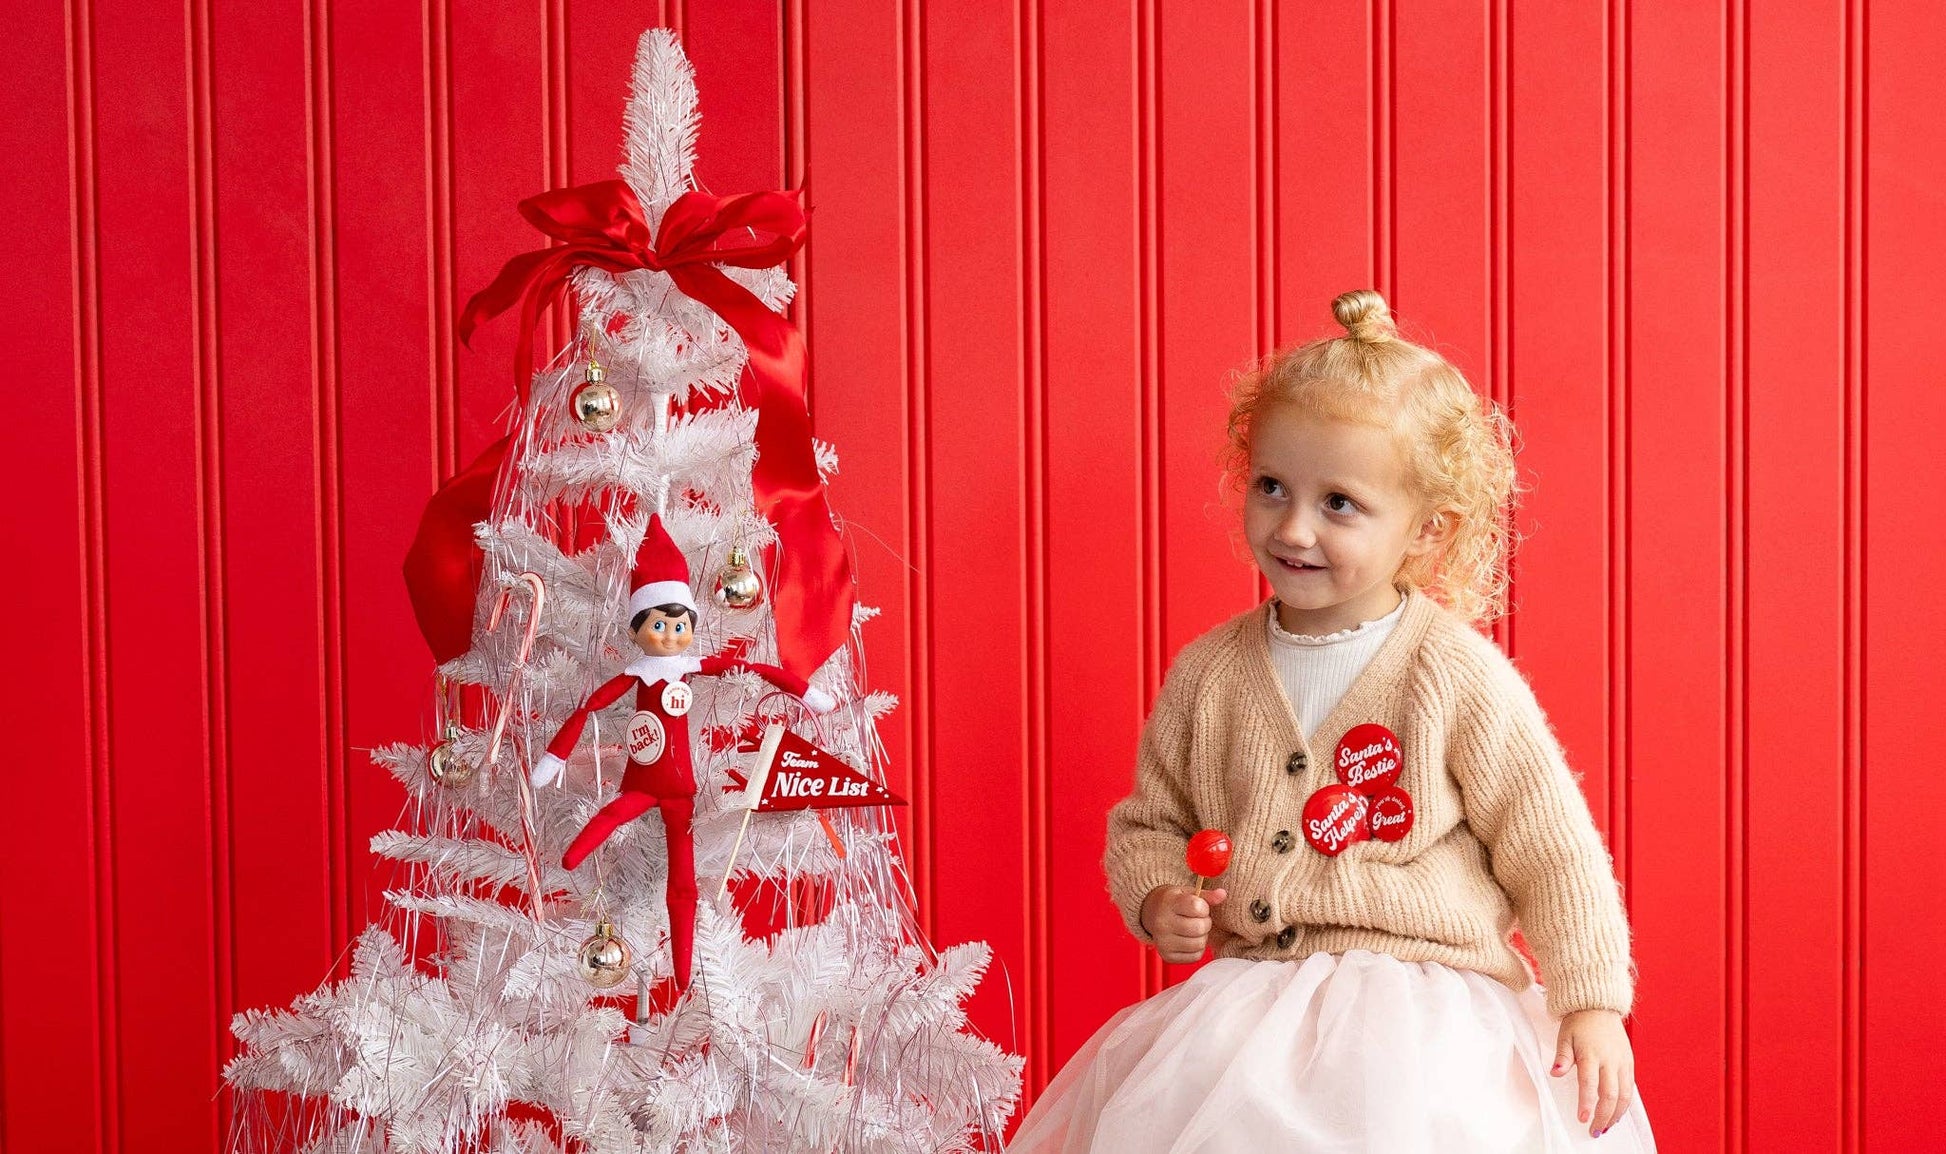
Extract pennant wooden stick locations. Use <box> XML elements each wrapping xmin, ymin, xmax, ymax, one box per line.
<box><xmin>718</xmin><ymin>722</ymin><xmax>787</xmax><ymax>898</ymax></box>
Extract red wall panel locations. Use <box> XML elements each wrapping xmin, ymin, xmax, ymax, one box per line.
<box><xmin>1862</xmin><ymin>6</ymin><xmax>1945</xmax><ymax>1151</ymax></box>
<box><xmin>4</xmin><ymin>2</ymin><xmax>108</xmax><ymax>1149</ymax></box>
<box><xmin>5</xmin><ymin>3</ymin><xmax>1935</xmax><ymax>1152</ymax></box>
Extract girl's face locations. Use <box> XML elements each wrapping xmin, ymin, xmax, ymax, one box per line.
<box><xmin>1243</xmin><ymin>403</ymin><xmax>1445</xmax><ymax>635</ymax></box>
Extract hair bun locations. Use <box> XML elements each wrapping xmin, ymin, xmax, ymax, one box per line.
<box><xmin>1332</xmin><ymin>289</ymin><xmax>1396</xmax><ymax>344</ymax></box>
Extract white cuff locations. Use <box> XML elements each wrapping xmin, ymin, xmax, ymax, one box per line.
<box><xmin>803</xmin><ymin>687</ymin><xmax>839</xmax><ymax>715</ymax></box>
<box><xmin>530</xmin><ymin>752</ymin><xmax>567</xmax><ymax>788</ymax></box>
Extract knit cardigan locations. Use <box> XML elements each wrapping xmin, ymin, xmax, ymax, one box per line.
<box><xmin>1104</xmin><ymin>578</ymin><xmax>1638</xmax><ymax>1018</ymax></box>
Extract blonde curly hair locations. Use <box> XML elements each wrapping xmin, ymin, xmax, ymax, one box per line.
<box><xmin>1222</xmin><ymin>289</ymin><xmax>1526</xmax><ymax>627</ymax></box>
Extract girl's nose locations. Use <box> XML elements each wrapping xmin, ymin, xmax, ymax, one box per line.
<box><xmin>1275</xmin><ymin>510</ymin><xmax>1316</xmax><ymax>547</ymax></box>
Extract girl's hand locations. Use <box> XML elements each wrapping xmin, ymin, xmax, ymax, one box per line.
<box><xmin>1139</xmin><ymin>885</ymin><xmax>1226</xmax><ymax>964</ymax></box>
<box><xmin>1552</xmin><ymin>1008</ymin><xmax>1636</xmax><ymax>1137</ymax></box>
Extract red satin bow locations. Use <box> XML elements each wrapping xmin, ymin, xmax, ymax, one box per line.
<box><xmin>458</xmin><ymin>180</ymin><xmax>854</xmax><ymax>682</ymax></box>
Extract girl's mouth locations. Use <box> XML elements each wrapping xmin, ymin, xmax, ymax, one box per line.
<box><xmin>1278</xmin><ymin>558</ymin><xmax>1324</xmax><ymax>572</ymax></box>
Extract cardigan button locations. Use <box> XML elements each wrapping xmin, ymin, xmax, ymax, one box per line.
<box><xmin>1276</xmin><ymin>925</ymin><xmax>1298</xmax><ymax>950</ymax></box>
<box><xmin>1272</xmin><ymin>830</ymin><xmax>1294</xmax><ymax>854</ymax></box>
<box><xmin>1249</xmin><ymin>899</ymin><xmax>1271</xmax><ymax>923</ymax></box>
<box><xmin>1285</xmin><ymin>751</ymin><xmax>1308</xmax><ymax>775</ymax></box>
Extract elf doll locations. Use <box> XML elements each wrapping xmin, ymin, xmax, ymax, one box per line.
<box><xmin>529</xmin><ymin>514</ymin><xmax>837</xmax><ymax>989</ymax></box>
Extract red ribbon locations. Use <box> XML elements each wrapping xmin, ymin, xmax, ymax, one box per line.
<box><xmin>458</xmin><ymin>180</ymin><xmax>854</xmax><ymax>682</ymax></box>
<box><xmin>404</xmin><ymin>435</ymin><xmax>511</xmax><ymax>664</ymax></box>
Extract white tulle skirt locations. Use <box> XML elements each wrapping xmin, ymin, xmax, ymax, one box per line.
<box><xmin>1006</xmin><ymin>950</ymin><xmax>1656</xmax><ymax>1153</ymax></box>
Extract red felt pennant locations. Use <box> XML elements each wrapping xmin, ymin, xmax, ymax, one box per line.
<box><xmin>749</xmin><ymin>729</ymin><xmax>904</xmax><ymax>812</ymax></box>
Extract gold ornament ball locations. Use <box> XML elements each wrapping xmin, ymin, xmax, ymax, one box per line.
<box><xmin>577</xmin><ymin>921</ymin><xmax>633</xmax><ymax>988</ymax></box>
<box><xmin>570</xmin><ymin>366</ymin><xmax>622</xmax><ymax>434</ymax></box>
<box><xmin>714</xmin><ymin>545</ymin><xmax>765</xmax><ymax>610</ymax></box>
<box><xmin>427</xmin><ymin>740</ymin><xmax>475</xmax><ymax>787</ymax></box>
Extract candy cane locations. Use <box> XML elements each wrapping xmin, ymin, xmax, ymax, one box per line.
<box><xmin>485</xmin><ymin>572</ymin><xmax>548</xmax><ymax>917</ymax></box>
<box><xmin>485</xmin><ymin>572</ymin><xmax>547</xmax><ymax>767</ymax></box>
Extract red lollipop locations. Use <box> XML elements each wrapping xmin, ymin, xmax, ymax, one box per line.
<box><xmin>1186</xmin><ymin>829</ymin><xmax>1233</xmax><ymax>894</ymax></box>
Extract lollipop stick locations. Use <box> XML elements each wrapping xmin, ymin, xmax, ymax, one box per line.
<box><xmin>1193</xmin><ymin>876</ymin><xmax>1206</xmax><ymax>897</ymax></box>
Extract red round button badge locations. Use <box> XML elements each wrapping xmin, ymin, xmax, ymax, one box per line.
<box><xmin>1302</xmin><ymin>784</ymin><xmax>1371</xmax><ymax>857</ymax></box>
<box><xmin>626</xmin><ymin>710</ymin><xmax>667</xmax><ymax>764</ymax></box>
<box><xmin>1367</xmin><ymin>785</ymin><xmax>1414</xmax><ymax>842</ymax></box>
<box><xmin>1334</xmin><ymin>723</ymin><xmax>1403</xmax><ymax>793</ymax></box>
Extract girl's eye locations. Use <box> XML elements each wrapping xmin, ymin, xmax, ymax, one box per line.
<box><xmin>1325</xmin><ymin>493</ymin><xmax>1359</xmax><ymax>514</ymax></box>
<box><xmin>1255</xmin><ymin>476</ymin><xmax>1284</xmax><ymax>498</ymax></box>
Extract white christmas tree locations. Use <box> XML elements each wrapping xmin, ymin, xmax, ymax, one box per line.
<box><xmin>223</xmin><ymin>29</ymin><xmax>1022</xmax><ymax>1154</ymax></box>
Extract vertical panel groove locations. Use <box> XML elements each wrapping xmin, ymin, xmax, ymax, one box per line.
<box><xmin>67</xmin><ymin>0</ymin><xmax>119</xmax><ymax>1146</ymax></box>
<box><xmin>783</xmin><ymin>0</ymin><xmax>807</xmax><ymax>372</ymax></box>
<box><xmin>543</xmin><ymin>0</ymin><xmax>569</xmax><ymax>355</ymax></box>
<box><xmin>545</xmin><ymin>0</ymin><xmax>569</xmax><ymax>187</ymax></box>
<box><xmin>425</xmin><ymin>0</ymin><xmax>458</xmax><ymax>476</ymax></box>
<box><xmin>1726</xmin><ymin>0</ymin><xmax>1748</xmax><ymax>1145</ymax></box>
<box><xmin>1253</xmin><ymin>0</ymin><xmax>1273</xmax><ymax>358</ymax></box>
<box><xmin>184</xmin><ymin>0</ymin><xmax>233</xmax><ymax>1136</ymax></box>
<box><xmin>1492</xmin><ymin>0</ymin><xmax>1512</xmax><ymax>658</ymax></box>
<box><xmin>1248</xmin><ymin>0</ymin><xmax>1275</xmax><ymax>614</ymax></box>
<box><xmin>1135</xmin><ymin>0</ymin><xmax>1163</xmax><ymax>1001</ymax></box>
<box><xmin>1372</xmin><ymin>0</ymin><xmax>1390</xmax><ymax>293</ymax></box>
<box><xmin>899</xmin><ymin>0</ymin><xmax>935</xmax><ymax>938</ymax></box>
<box><xmin>1607</xmin><ymin>0</ymin><xmax>1633</xmax><ymax>971</ymax></box>
<box><xmin>1018</xmin><ymin>0</ymin><xmax>1053</xmax><ymax>1099</ymax></box>
<box><xmin>304</xmin><ymin>0</ymin><xmax>350</xmax><ymax>957</ymax></box>
<box><xmin>1841</xmin><ymin>0</ymin><xmax>1866</xmax><ymax>1147</ymax></box>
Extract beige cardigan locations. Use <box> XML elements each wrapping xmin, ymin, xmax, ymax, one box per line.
<box><xmin>1104</xmin><ymin>579</ymin><xmax>1638</xmax><ymax>1018</ymax></box>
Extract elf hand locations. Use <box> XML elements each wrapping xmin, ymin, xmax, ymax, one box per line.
<box><xmin>1140</xmin><ymin>884</ymin><xmax>1226</xmax><ymax>965</ymax></box>
<box><xmin>529</xmin><ymin>752</ymin><xmax>568</xmax><ymax>789</ymax></box>
<box><xmin>802</xmin><ymin>687</ymin><xmax>839</xmax><ymax>714</ymax></box>
<box><xmin>1553</xmin><ymin>1008</ymin><xmax>1636</xmax><ymax>1138</ymax></box>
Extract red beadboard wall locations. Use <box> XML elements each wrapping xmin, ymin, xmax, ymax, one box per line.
<box><xmin>5</xmin><ymin>2</ymin><xmax>1940</xmax><ymax>1152</ymax></box>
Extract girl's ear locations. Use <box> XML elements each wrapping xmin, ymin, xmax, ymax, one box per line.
<box><xmin>1405</xmin><ymin>508</ymin><xmax>1452</xmax><ymax>557</ymax></box>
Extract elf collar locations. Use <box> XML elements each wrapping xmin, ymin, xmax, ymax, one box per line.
<box><xmin>623</xmin><ymin>652</ymin><xmax>704</xmax><ymax>686</ymax></box>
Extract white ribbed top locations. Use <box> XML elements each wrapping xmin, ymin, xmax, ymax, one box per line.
<box><xmin>1264</xmin><ymin>592</ymin><xmax>1409</xmax><ymax>739</ymax></box>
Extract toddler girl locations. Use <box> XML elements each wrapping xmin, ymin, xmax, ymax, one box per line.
<box><xmin>1008</xmin><ymin>291</ymin><xmax>1654</xmax><ymax>1152</ymax></box>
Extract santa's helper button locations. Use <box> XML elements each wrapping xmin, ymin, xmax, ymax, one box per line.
<box><xmin>1302</xmin><ymin>784</ymin><xmax>1370</xmax><ymax>857</ymax></box>
<box><xmin>1335</xmin><ymin>723</ymin><xmax>1403</xmax><ymax>793</ymax></box>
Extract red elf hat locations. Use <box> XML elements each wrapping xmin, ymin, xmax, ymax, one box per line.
<box><xmin>627</xmin><ymin>514</ymin><xmax>697</xmax><ymax>617</ymax></box>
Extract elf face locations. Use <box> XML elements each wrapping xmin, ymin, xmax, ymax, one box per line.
<box><xmin>1243</xmin><ymin>403</ymin><xmax>1446</xmax><ymax>636</ymax></box>
<box><xmin>633</xmin><ymin>608</ymin><xmax>697</xmax><ymax>656</ymax></box>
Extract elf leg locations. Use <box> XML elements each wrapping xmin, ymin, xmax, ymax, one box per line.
<box><xmin>562</xmin><ymin>790</ymin><xmax>656</xmax><ymax>871</ymax></box>
<box><xmin>659</xmin><ymin>794</ymin><xmax>698</xmax><ymax>989</ymax></box>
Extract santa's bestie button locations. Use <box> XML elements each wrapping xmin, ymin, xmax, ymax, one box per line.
<box><xmin>1335</xmin><ymin>723</ymin><xmax>1403</xmax><ymax>794</ymax></box>
<box><xmin>1301</xmin><ymin>784</ymin><xmax>1370</xmax><ymax>857</ymax></box>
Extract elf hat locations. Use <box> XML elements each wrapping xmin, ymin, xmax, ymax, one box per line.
<box><xmin>627</xmin><ymin>514</ymin><xmax>697</xmax><ymax>617</ymax></box>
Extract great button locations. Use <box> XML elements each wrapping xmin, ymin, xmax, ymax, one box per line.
<box><xmin>1249</xmin><ymin>899</ymin><xmax>1271</xmax><ymax>923</ymax></box>
<box><xmin>1275</xmin><ymin>925</ymin><xmax>1298</xmax><ymax>949</ymax></box>
<box><xmin>1286</xmin><ymin>751</ymin><xmax>1309</xmax><ymax>775</ymax></box>
<box><xmin>1272</xmin><ymin>830</ymin><xmax>1294</xmax><ymax>854</ymax></box>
